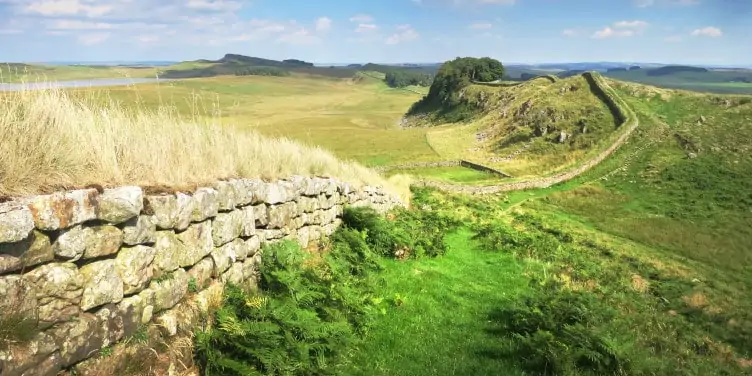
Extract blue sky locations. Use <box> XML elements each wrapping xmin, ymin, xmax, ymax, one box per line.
<box><xmin>0</xmin><ymin>0</ymin><xmax>749</xmax><ymax>65</ymax></box>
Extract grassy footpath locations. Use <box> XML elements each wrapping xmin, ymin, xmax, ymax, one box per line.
<box><xmin>340</xmin><ymin>228</ymin><xmax>529</xmax><ymax>376</ymax></box>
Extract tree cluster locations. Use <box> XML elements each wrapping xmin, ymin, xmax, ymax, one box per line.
<box><xmin>384</xmin><ymin>70</ymin><xmax>433</xmax><ymax>88</ymax></box>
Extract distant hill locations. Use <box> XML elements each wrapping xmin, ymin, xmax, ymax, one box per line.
<box><xmin>602</xmin><ymin>65</ymin><xmax>752</xmax><ymax>94</ymax></box>
<box><xmin>646</xmin><ymin>65</ymin><xmax>709</xmax><ymax>76</ymax></box>
<box><xmin>158</xmin><ymin>54</ymin><xmax>356</xmax><ymax>79</ymax></box>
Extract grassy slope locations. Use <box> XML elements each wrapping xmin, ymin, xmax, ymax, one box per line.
<box><xmin>384</xmin><ymin>166</ymin><xmax>505</xmax><ymax>185</ymax></box>
<box><xmin>342</xmin><ymin>229</ymin><xmax>529</xmax><ymax>376</ymax></box>
<box><xmin>58</xmin><ymin>73</ymin><xmax>439</xmax><ymax>167</ymax></box>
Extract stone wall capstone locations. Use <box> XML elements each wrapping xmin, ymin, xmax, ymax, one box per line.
<box><xmin>0</xmin><ymin>176</ymin><xmax>403</xmax><ymax>376</ymax></box>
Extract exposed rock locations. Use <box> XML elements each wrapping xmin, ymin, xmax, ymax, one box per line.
<box><xmin>210</xmin><ymin>239</ymin><xmax>241</xmax><ymax>277</ymax></box>
<box><xmin>0</xmin><ymin>204</ymin><xmax>34</xmax><ymax>244</ymax></box>
<box><xmin>240</xmin><ymin>206</ymin><xmax>256</xmax><ymax>237</ymax></box>
<box><xmin>82</xmin><ymin>225</ymin><xmax>124</xmax><ymax>259</ymax></box>
<box><xmin>187</xmin><ymin>257</ymin><xmax>214</xmax><ymax>290</ymax></box>
<box><xmin>191</xmin><ymin>188</ymin><xmax>219</xmax><ymax>222</ymax></box>
<box><xmin>212</xmin><ymin>210</ymin><xmax>243</xmax><ymax>247</ymax></box>
<box><xmin>121</xmin><ymin>215</ymin><xmax>156</xmax><ymax>245</ymax></box>
<box><xmin>152</xmin><ymin>231</ymin><xmax>184</xmax><ymax>276</ymax></box>
<box><xmin>267</xmin><ymin>202</ymin><xmax>298</xmax><ymax>229</ymax></box>
<box><xmin>174</xmin><ymin>221</ymin><xmax>213</xmax><ymax>267</ymax></box>
<box><xmin>155</xmin><ymin>310</ymin><xmax>178</xmax><ymax>337</ymax></box>
<box><xmin>97</xmin><ymin>186</ymin><xmax>143</xmax><ymax>224</ymax></box>
<box><xmin>687</xmin><ymin>152</ymin><xmax>698</xmax><ymax>159</ymax></box>
<box><xmin>23</xmin><ymin>263</ymin><xmax>82</xmax><ymax>327</ymax></box>
<box><xmin>52</xmin><ymin>225</ymin><xmax>86</xmax><ymax>261</ymax></box>
<box><xmin>115</xmin><ymin>245</ymin><xmax>157</xmax><ymax>295</ymax></box>
<box><xmin>0</xmin><ymin>332</ymin><xmax>59</xmax><ymax>376</ymax></box>
<box><xmin>0</xmin><ymin>230</ymin><xmax>53</xmax><ymax>274</ymax></box>
<box><xmin>80</xmin><ymin>260</ymin><xmax>124</xmax><ymax>311</ymax></box>
<box><xmin>147</xmin><ymin>268</ymin><xmax>188</xmax><ymax>312</ymax></box>
<box><xmin>558</xmin><ymin>130</ymin><xmax>569</xmax><ymax>144</ymax></box>
<box><xmin>213</xmin><ymin>181</ymin><xmax>238</xmax><ymax>211</ymax></box>
<box><xmin>25</xmin><ymin>189</ymin><xmax>98</xmax><ymax>231</ymax></box>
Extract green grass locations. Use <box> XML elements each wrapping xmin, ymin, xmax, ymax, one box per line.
<box><xmin>341</xmin><ymin>228</ymin><xmax>529</xmax><ymax>376</ymax></box>
<box><xmin>385</xmin><ymin>165</ymin><xmax>505</xmax><ymax>185</ymax></box>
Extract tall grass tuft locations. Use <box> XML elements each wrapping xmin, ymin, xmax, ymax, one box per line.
<box><xmin>0</xmin><ymin>85</ymin><xmax>409</xmax><ymax>201</ymax></box>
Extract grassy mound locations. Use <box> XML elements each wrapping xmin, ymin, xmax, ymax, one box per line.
<box><xmin>0</xmin><ymin>87</ymin><xmax>409</xmax><ymax>201</ymax></box>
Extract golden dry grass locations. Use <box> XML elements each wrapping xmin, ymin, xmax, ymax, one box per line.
<box><xmin>0</xmin><ymin>86</ymin><xmax>410</xmax><ymax>202</ymax></box>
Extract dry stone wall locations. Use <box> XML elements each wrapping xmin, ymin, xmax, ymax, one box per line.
<box><xmin>0</xmin><ymin>176</ymin><xmax>402</xmax><ymax>376</ymax></box>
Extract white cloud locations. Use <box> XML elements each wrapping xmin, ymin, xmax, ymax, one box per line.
<box><xmin>592</xmin><ymin>20</ymin><xmax>648</xmax><ymax>39</ymax></box>
<box><xmin>592</xmin><ymin>27</ymin><xmax>635</xmax><ymax>39</ymax></box>
<box><xmin>664</xmin><ymin>35</ymin><xmax>682</xmax><ymax>42</ymax></box>
<box><xmin>613</xmin><ymin>20</ymin><xmax>648</xmax><ymax>29</ymax></box>
<box><xmin>77</xmin><ymin>32</ymin><xmax>110</xmax><ymax>45</ymax></box>
<box><xmin>386</xmin><ymin>24</ymin><xmax>419</xmax><ymax>44</ymax></box>
<box><xmin>276</xmin><ymin>28</ymin><xmax>320</xmax><ymax>45</ymax></box>
<box><xmin>0</xmin><ymin>28</ymin><xmax>22</xmax><ymax>35</ymax></box>
<box><xmin>136</xmin><ymin>35</ymin><xmax>160</xmax><ymax>44</ymax></box>
<box><xmin>355</xmin><ymin>23</ymin><xmax>378</xmax><ymax>33</ymax></box>
<box><xmin>634</xmin><ymin>0</ymin><xmax>699</xmax><ymax>7</ymax></box>
<box><xmin>24</xmin><ymin>0</ymin><xmax>113</xmax><ymax>17</ymax></box>
<box><xmin>349</xmin><ymin>14</ymin><xmax>373</xmax><ymax>23</ymax></box>
<box><xmin>315</xmin><ymin>17</ymin><xmax>332</xmax><ymax>32</ymax></box>
<box><xmin>469</xmin><ymin>22</ymin><xmax>493</xmax><ymax>29</ymax></box>
<box><xmin>691</xmin><ymin>26</ymin><xmax>722</xmax><ymax>37</ymax></box>
<box><xmin>186</xmin><ymin>0</ymin><xmax>241</xmax><ymax>12</ymax></box>
<box><xmin>47</xmin><ymin>20</ymin><xmax>114</xmax><ymax>30</ymax></box>
<box><xmin>634</xmin><ymin>0</ymin><xmax>654</xmax><ymax>7</ymax></box>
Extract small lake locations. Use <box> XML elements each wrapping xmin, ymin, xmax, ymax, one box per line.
<box><xmin>0</xmin><ymin>77</ymin><xmax>172</xmax><ymax>92</ymax></box>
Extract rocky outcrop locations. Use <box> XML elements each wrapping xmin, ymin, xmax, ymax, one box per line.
<box><xmin>0</xmin><ymin>176</ymin><xmax>402</xmax><ymax>375</ymax></box>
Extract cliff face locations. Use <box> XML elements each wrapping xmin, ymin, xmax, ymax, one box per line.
<box><xmin>0</xmin><ymin>176</ymin><xmax>403</xmax><ymax>376</ymax></box>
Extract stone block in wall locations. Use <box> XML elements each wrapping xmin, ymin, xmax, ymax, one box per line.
<box><xmin>80</xmin><ymin>259</ymin><xmax>123</xmax><ymax>311</ymax></box>
<box><xmin>319</xmin><ymin>192</ymin><xmax>340</xmax><ymax>210</ymax></box>
<box><xmin>260</xmin><ymin>229</ymin><xmax>285</xmax><ymax>242</ymax></box>
<box><xmin>0</xmin><ymin>275</ymin><xmax>38</xmax><ymax>325</ymax></box>
<box><xmin>267</xmin><ymin>202</ymin><xmax>298</xmax><ymax>229</ymax></box>
<box><xmin>0</xmin><ymin>331</ymin><xmax>60</xmax><ymax>376</ymax></box>
<box><xmin>212</xmin><ymin>210</ymin><xmax>243</xmax><ymax>247</ymax></box>
<box><xmin>245</xmin><ymin>236</ymin><xmax>261</xmax><ymax>257</ymax></box>
<box><xmin>0</xmin><ymin>230</ymin><xmax>53</xmax><ymax>274</ymax></box>
<box><xmin>23</xmin><ymin>263</ymin><xmax>82</xmax><ymax>327</ymax></box>
<box><xmin>308</xmin><ymin>226</ymin><xmax>323</xmax><ymax>242</ymax></box>
<box><xmin>146</xmin><ymin>268</ymin><xmax>188</xmax><ymax>313</ymax></box>
<box><xmin>175</xmin><ymin>220</ymin><xmax>213</xmax><ymax>268</ymax></box>
<box><xmin>93</xmin><ymin>303</ymin><xmax>126</xmax><ymax>348</ymax></box>
<box><xmin>121</xmin><ymin>215</ymin><xmax>156</xmax><ymax>245</ymax></box>
<box><xmin>187</xmin><ymin>257</ymin><xmax>214</xmax><ymax>290</ymax></box>
<box><xmin>115</xmin><ymin>245</ymin><xmax>156</xmax><ymax>295</ymax></box>
<box><xmin>257</xmin><ymin>181</ymin><xmax>295</xmax><ymax>205</ymax></box>
<box><xmin>191</xmin><ymin>188</ymin><xmax>219</xmax><ymax>222</ymax></box>
<box><xmin>48</xmin><ymin>227</ymin><xmax>76</xmax><ymax>262</ymax></box>
<box><xmin>81</xmin><ymin>225</ymin><xmax>124</xmax><ymax>260</ymax></box>
<box><xmin>241</xmin><ymin>254</ymin><xmax>260</xmax><ymax>288</ymax></box>
<box><xmin>323</xmin><ymin>179</ymin><xmax>338</xmax><ymax>197</ymax></box>
<box><xmin>152</xmin><ymin>231</ymin><xmax>184</xmax><ymax>276</ymax></box>
<box><xmin>143</xmin><ymin>193</ymin><xmax>193</xmax><ymax>231</ymax></box>
<box><xmin>25</xmin><ymin>189</ymin><xmax>98</xmax><ymax>231</ymax></box>
<box><xmin>211</xmin><ymin>239</ymin><xmax>242</xmax><ymax>277</ymax></box>
<box><xmin>97</xmin><ymin>187</ymin><xmax>143</xmax><ymax>224</ymax></box>
<box><xmin>115</xmin><ymin>294</ymin><xmax>149</xmax><ymax>340</ymax></box>
<box><xmin>297</xmin><ymin>196</ymin><xmax>319</xmax><ymax>213</ymax></box>
<box><xmin>0</xmin><ymin>204</ymin><xmax>34</xmax><ymax>244</ymax></box>
<box><xmin>232</xmin><ymin>179</ymin><xmax>255</xmax><ymax>207</ymax></box>
<box><xmin>50</xmin><ymin>312</ymin><xmax>110</xmax><ymax>367</ymax></box>
<box><xmin>240</xmin><ymin>206</ymin><xmax>256</xmax><ymax>237</ymax></box>
<box><xmin>296</xmin><ymin>227</ymin><xmax>310</xmax><ymax>248</ymax></box>
<box><xmin>253</xmin><ymin>204</ymin><xmax>268</xmax><ymax>227</ymax></box>
<box><xmin>220</xmin><ymin>262</ymin><xmax>244</xmax><ymax>285</ymax></box>
<box><xmin>213</xmin><ymin>180</ymin><xmax>237</xmax><ymax>212</ymax></box>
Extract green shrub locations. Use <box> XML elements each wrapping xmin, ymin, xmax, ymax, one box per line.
<box><xmin>490</xmin><ymin>281</ymin><xmax>627</xmax><ymax>375</ymax></box>
<box><xmin>195</xmin><ymin>233</ymin><xmax>386</xmax><ymax>376</ymax></box>
<box><xmin>341</xmin><ymin>206</ymin><xmax>458</xmax><ymax>259</ymax></box>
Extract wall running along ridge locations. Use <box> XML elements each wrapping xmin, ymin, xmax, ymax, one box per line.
<box><xmin>415</xmin><ymin>72</ymin><xmax>639</xmax><ymax>194</ymax></box>
<box><xmin>374</xmin><ymin>160</ymin><xmax>511</xmax><ymax>178</ymax></box>
<box><xmin>0</xmin><ymin>176</ymin><xmax>403</xmax><ymax>376</ymax></box>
